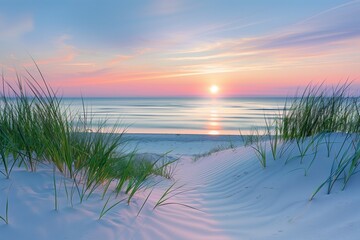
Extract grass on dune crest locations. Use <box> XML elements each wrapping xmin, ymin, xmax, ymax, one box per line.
<box><xmin>192</xmin><ymin>142</ymin><xmax>236</xmax><ymax>161</ymax></box>
<box><xmin>242</xmin><ymin>83</ymin><xmax>360</xmax><ymax>198</ymax></box>
<box><xmin>280</xmin><ymin>83</ymin><xmax>360</xmax><ymax>139</ymax></box>
<box><xmin>0</xmin><ymin>66</ymin><xmax>175</xmax><ymax>221</ymax></box>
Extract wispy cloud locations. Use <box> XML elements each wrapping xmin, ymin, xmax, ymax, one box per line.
<box><xmin>261</xmin><ymin>1</ymin><xmax>360</xmax><ymax>49</ymax></box>
<box><xmin>107</xmin><ymin>47</ymin><xmax>152</xmax><ymax>66</ymax></box>
<box><xmin>0</xmin><ymin>14</ymin><xmax>33</xmax><ymax>38</ymax></box>
<box><xmin>2</xmin><ymin>1</ymin><xmax>358</xmax><ymax>96</ymax></box>
<box><xmin>108</xmin><ymin>55</ymin><xmax>132</xmax><ymax>65</ymax></box>
<box><xmin>162</xmin><ymin>1</ymin><xmax>360</xmax><ymax>73</ymax></box>
<box><xmin>146</xmin><ymin>0</ymin><xmax>186</xmax><ymax>15</ymax></box>
<box><xmin>199</xmin><ymin>19</ymin><xmax>268</xmax><ymax>36</ymax></box>
<box><xmin>28</xmin><ymin>1</ymin><xmax>360</xmax><ymax>93</ymax></box>
<box><xmin>298</xmin><ymin>0</ymin><xmax>360</xmax><ymax>25</ymax></box>
<box><xmin>32</xmin><ymin>35</ymin><xmax>79</xmax><ymax>65</ymax></box>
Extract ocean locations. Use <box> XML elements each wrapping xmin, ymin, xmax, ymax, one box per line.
<box><xmin>62</xmin><ymin>97</ymin><xmax>288</xmax><ymax>135</ymax></box>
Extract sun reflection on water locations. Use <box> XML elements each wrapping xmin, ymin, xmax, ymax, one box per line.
<box><xmin>208</xmin><ymin>130</ymin><xmax>220</xmax><ymax>135</ymax></box>
<box><xmin>209</xmin><ymin>121</ymin><xmax>219</xmax><ymax>126</ymax></box>
<box><xmin>207</xmin><ymin>99</ymin><xmax>222</xmax><ymax>135</ymax></box>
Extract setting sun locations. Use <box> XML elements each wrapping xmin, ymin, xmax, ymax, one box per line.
<box><xmin>210</xmin><ymin>85</ymin><xmax>219</xmax><ymax>94</ymax></box>
<box><xmin>1</xmin><ymin>1</ymin><xmax>359</xmax><ymax>239</ymax></box>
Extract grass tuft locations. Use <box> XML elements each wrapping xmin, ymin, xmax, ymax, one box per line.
<box><xmin>279</xmin><ymin>83</ymin><xmax>359</xmax><ymax>140</ymax></box>
<box><xmin>241</xmin><ymin>82</ymin><xmax>359</xmax><ymax>198</ymax></box>
<box><xmin>0</xmin><ymin>65</ymin><xmax>175</xmax><ymax>219</ymax></box>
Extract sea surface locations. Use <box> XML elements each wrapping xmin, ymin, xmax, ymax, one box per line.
<box><xmin>62</xmin><ymin>97</ymin><xmax>288</xmax><ymax>135</ymax></box>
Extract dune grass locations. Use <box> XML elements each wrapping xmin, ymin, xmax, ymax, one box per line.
<box><xmin>280</xmin><ymin>83</ymin><xmax>359</xmax><ymax>139</ymax></box>
<box><xmin>0</xmin><ymin>197</ymin><xmax>9</xmax><ymax>224</ymax></box>
<box><xmin>241</xmin><ymin>128</ymin><xmax>268</xmax><ymax>168</ymax></box>
<box><xmin>242</xmin><ymin>83</ymin><xmax>360</xmax><ymax>198</ymax></box>
<box><xmin>0</xmin><ymin>66</ymin><xmax>175</xmax><ymax>219</ymax></box>
<box><xmin>278</xmin><ymin>83</ymin><xmax>360</xmax><ymax>197</ymax></box>
<box><xmin>193</xmin><ymin>142</ymin><xmax>235</xmax><ymax>161</ymax></box>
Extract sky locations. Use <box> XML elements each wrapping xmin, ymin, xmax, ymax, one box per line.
<box><xmin>0</xmin><ymin>0</ymin><xmax>359</xmax><ymax>97</ymax></box>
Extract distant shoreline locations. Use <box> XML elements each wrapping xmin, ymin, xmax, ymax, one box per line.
<box><xmin>123</xmin><ymin>132</ymin><xmax>243</xmax><ymax>142</ymax></box>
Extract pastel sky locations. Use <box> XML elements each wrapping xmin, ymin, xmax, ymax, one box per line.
<box><xmin>1</xmin><ymin>0</ymin><xmax>359</xmax><ymax>97</ymax></box>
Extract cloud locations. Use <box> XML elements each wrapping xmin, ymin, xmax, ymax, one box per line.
<box><xmin>0</xmin><ymin>14</ymin><xmax>34</xmax><ymax>38</ymax></box>
<box><xmin>146</xmin><ymin>0</ymin><xmax>185</xmax><ymax>15</ymax></box>
<box><xmin>199</xmin><ymin>19</ymin><xmax>268</xmax><ymax>37</ymax></box>
<box><xmin>261</xmin><ymin>1</ymin><xmax>360</xmax><ymax>49</ymax></box>
<box><xmin>108</xmin><ymin>55</ymin><xmax>132</xmax><ymax>65</ymax></box>
<box><xmin>33</xmin><ymin>35</ymin><xmax>79</xmax><ymax>65</ymax></box>
<box><xmin>299</xmin><ymin>0</ymin><xmax>360</xmax><ymax>25</ymax></box>
<box><xmin>260</xmin><ymin>30</ymin><xmax>359</xmax><ymax>49</ymax></box>
<box><xmin>56</xmin><ymin>68</ymin><xmax>112</xmax><ymax>80</ymax></box>
<box><xmin>163</xmin><ymin>0</ymin><xmax>360</xmax><ymax>72</ymax></box>
<box><xmin>107</xmin><ymin>50</ymin><xmax>148</xmax><ymax>66</ymax></box>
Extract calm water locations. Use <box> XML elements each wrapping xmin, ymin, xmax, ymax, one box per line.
<box><xmin>62</xmin><ymin>97</ymin><xmax>287</xmax><ymax>135</ymax></box>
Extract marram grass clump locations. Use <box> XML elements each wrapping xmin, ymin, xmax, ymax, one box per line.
<box><xmin>0</xmin><ymin>66</ymin><xmax>174</xmax><ymax>220</ymax></box>
<box><xmin>279</xmin><ymin>83</ymin><xmax>360</xmax><ymax>140</ymax></box>
<box><xmin>242</xmin><ymin>82</ymin><xmax>359</xmax><ymax>199</ymax></box>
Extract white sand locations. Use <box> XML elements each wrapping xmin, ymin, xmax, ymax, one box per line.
<box><xmin>1</xmin><ymin>133</ymin><xmax>360</xmax><ymax>239</ymax></box>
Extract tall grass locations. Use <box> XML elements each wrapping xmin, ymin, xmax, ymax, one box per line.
<box><xmin>265</xmin><ymin>117</ymin><xmax>280</xmax><ymax>160</ymax></box>
<box><xmin>280</xmin><ymin>83</ymin><xmax>359</xmax><ymax>140</ymax></box>
<box><xmin>0</xmin><ymin>66</ymin><xmax>174</xmax><ymax>218</ymax></box>
<box><xmin>241</xmin><ymin>83</ymin><xmax>359</xmax><ymax>198</ymax></box>
<box><xmin>192</xmin><ymin>143</ymin><xmax>235</xmax><ymax>161</ymax></box>
<box><xmin>241</xmin><ymin>129</ymin><xmax>267</xmax><ymax>168</ymax></box>
<box><xmin>0</xmin><ymin>197</ymin><xmax>9</xmax><ymax>224</ymax></box>
<box><xmin>277</xmin><ymin>83</ymin><xmax>359</xmax><ymax>197</ymax></box>
<box><xmin>310</xmin><ymin>134</ymin><xmax>360</xmax><ymax>200</ymax></box>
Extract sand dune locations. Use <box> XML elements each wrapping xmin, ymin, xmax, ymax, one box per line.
<box><xmin>1</xmin><ymin>134</ymin><xmax>360</xmax><ymax>239</ymax></box>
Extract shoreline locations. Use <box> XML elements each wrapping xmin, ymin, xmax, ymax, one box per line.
<box><xmin>123</xmin><ymin>132</ymin><xmax>243</xmax><ymax>142</ymax></box>
<box><xmin>122</xmin><ymin>133</ymin><xmax>244</xmax><ymax>156</ymax></box>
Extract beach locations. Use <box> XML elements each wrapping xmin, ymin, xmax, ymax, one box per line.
<box><xmin>1</xmin><ymin>0</ymin><xmax>359</xmax><ymax>239</ymax></box>
<box><xmin>1</xmin><ymin>132</ymin><xmax>360</xmax><ymax>240</ymax></box>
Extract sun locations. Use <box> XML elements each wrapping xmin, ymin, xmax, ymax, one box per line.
<box><xmin>210</xmin><ymin>85</ymin><xmax>219</xmax><ymax>94</ymax></box>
